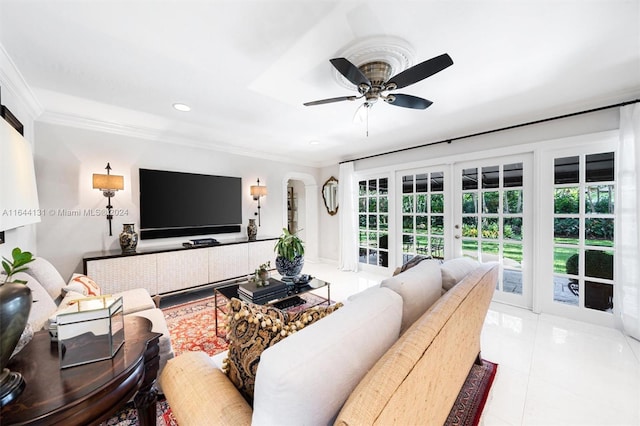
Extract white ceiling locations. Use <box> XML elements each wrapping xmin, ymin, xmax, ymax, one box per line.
<box><xmin>1</xmin><ymin>0</ymin><xmax>639</xmax><ymax>167</ymax></box>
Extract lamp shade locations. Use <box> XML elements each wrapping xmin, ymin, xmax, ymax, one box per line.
<box><xmin>250</xmin><ymin>185</ymin><xmax>267</xmax><ymax>198</ymax></box>
<box><xmin>93</xmin><ymin>174</ymin><xmax>124</xmax><ymax>191</ymax></box>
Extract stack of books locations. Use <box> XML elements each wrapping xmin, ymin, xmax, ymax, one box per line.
<box><xmin>238</xmin><ymin>278</ymin><xmax>289</xmax><ymax>305</ymax></box>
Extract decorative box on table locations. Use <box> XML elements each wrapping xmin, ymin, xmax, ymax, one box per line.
<box><xmin>57</xmin><ymin>295</ymin><xmax>125</xmax><ymax>369</ymax></box>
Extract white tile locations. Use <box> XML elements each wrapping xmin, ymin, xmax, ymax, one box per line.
<box><xmin>482</xmin><ymin>364</ymin><xmax>528</xmax><ymax>426</ymax></box>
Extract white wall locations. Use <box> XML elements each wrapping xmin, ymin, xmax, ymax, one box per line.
<box><xmin>33</xmin><ymin>121</ymin><xmax>321</xmax><ymax>280</ymax></box>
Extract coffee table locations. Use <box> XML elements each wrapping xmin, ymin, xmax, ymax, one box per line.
<box><xmin>214</xmin><ymin>277</ymin><xmax>331</xmax><ymax>336</ymax></box>
<box><xmin>1</xmin><ymin>316</ymin><xmax>161</xmax><ymax>426</ymax></box>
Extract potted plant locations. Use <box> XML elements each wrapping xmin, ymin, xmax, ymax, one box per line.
<box><xmin>274</xmin><ymin>228</ymin><xmax>305</xmax><ymax>278</ymax></box>
<box><xmin>253</xmin><ymin>261</ymin><xmax>271</xmax><ymax>286</ymax></box>
<box><xmin>0</xmin><ymin>247</ymin><xmax>35</xmax><ymax>403</ymax></box>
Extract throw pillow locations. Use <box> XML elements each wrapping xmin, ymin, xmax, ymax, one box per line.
<box><xmin>392</xmin><ymin>254</ymin><xmax>432</xmax><ymax>276</ymax></box>
<box><xmin>64</xmin><ymin>274</ymin><xmax>101</xmax><ymax>297</ymax></box>
<box><xmin>223</xmin><ymin>298</ymin><xmax>342</xmax><ymax>403</ymax></box>
<box><xmin>440</xmin><ymin>257</ymin><xmax>480</xmax><ymax>291</ymax></box>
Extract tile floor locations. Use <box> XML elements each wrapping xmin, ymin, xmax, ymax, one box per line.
<box><xmin>302</xmin><ymin>262</ymin><xmax>640</xmax><ymax>426</ymax></box>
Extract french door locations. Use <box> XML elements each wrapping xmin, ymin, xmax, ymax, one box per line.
<box><xmin>453</xmin><ymin>155</ymin><xmax>533</xmax><ymax>308</ymax></box>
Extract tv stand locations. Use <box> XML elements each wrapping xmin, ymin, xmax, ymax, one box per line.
<box><xmin>83</xmin><ymin>237</ymin><xmax>277</xmax><ymax>299</ymax></box>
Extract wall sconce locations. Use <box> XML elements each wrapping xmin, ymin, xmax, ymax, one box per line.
<box><xmin>250</xmin><ymin>178</ymin><xmax>267</xmax><ymax>226</ymax></box>
<box><xmin>93</xmin><ymin>162</ymin><xmax>124</xmax><ymax>236</ymax></box>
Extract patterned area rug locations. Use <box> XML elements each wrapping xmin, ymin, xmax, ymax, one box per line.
<box><xmin>445</xmin><ymin>359</ymin><xmax>498</xmax><ymax>426</ymax></box>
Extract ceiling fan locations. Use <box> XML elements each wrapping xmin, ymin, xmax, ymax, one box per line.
<box><xmin>304</xmin><ymin>53</ymin><xmax>454</xmax><ymax>111</ymax></box>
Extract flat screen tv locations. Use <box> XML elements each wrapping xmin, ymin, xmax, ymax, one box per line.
<box><xmin>139</xmin><ymin>168</ymin><xmax>242</xmax><ymax>240</ymax></box>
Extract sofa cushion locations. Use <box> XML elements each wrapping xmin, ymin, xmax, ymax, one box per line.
<box><xmin>132</xmin><ymin>308</ymin><xmax>175</xmax><ymax>376</ymax></box>
<box><xmin>15</xmin><ymin>272</ymin><xmax>58</xmax><ymax>331</ymax></box>
<box><xmin>251</xmin><ymin>287</ymin><xmax>402</xmax><ymax>426</ymax></box>
<box><xmin>381</xmin><ymin>259</ymin><xmax>442</xmax><ymax>334</ymax></box>
<box><xmin>23</xmin><ymin>257</ymin><xmax>66</xmax><ymax>303</ymax></box>
<box><xmin>223</xmin><ymin>298</ymin><xmax>342</xmax><ymax>403</ymax></box>
<box><xmin>441</xmin><ymin>257</ymin><xmax>480</xmax><ymax>291</ymax></box>
<box><xmin>113</xmin><ymin>288</ymin><xmax>156</xmax><ymax>315</ymax></box>
<box><xmin>65</xmin><ymin>273</ymin><xmax>101</xmax><ymax>297</ymax></box>
<box><xmin>392</xmin><ymin>254</ymin><xmax>432</xmax><ymax>276</ymax></box>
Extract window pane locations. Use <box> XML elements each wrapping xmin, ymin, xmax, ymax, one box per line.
<box><xmin>481</xmin><ymin>242</ymin><xmax>499</xmax><ymax>259</ymax></box>
<box><xmin>503</xmin><ymin>269</ymin><xmax>523</xmax><ymax>294</ymax></box>
<box><xmin>379</xmin><ymin>196</ymin><xmax>388</xmax><ymax>213</ymax></box>
<box><xmin>379</xmin><ymin>233</ymin><xmax>388</xmax><ymax>249</ymax></box>
<box><xmin>416</xmin><ymin>236</ymin><xmax>428</xmax><ymax>255</ymax></box>
<box><xmin>368</xmin><ymin>179</ymin><xmax>377</xmax><ymax>195</ymax></box>
<box><xmin>368</xmin><ymin>250</ymin><xmax>378</xmax><ymax>265</ymax></box>
<box><xmin>554</xmin><ymin>187</ymin><xmax>579</xmax><ymax>214</ymax></box>
<box><xmin>431</xmin><ymin>172</ymin><xmax>444</xmax><ymax>192</ymax></box>
<box><xmin>585</xmin><ymin>185</ymin><xmax>614</xmax><ymax>214</ymax></box>
<box><xmin>504</xmin><ymin>163</ymin><xmax>523</xmax><ymax>187</ymax></box>
<box><xmin>402</xmin><ymin>175</ymin><xmax>414</xmax><ymax>193</ymax></box>
<box><xmin>379</xmin><ymin>250</ymin><xmax>389</xmax><ymax>267</ymax></box>
<box><xmin>504</xmin><ymin>217</ymin><xmax>523</xmax><ymax>240</ymax></box>
<box><xmin>585</xmin><ymin>281</ymin><xmax>613</xmax><ymax>311</ymax></box>
<box><xmin>554</xmin><ymin>156</ymin><xmax>579</xmax><ymax>184</ymax></box>
<box><xmin>462</xmin><ymin>217</ymin><xmax>478</xmax><ymax>237</ymax></box>
<box><xmin>359</xmin><ymin>231</ymin><xmax>367</xmax><ymax>246</ymax></box>
<box><xmin>462</xmin><ymin>193</ymin><xmax>477</xmax><ymax>213</ymax></box>
<box><xmin>379</xmin><ymin>178</ymin><xmax>388</xmax><ymax>195</ymax></box>
<box><xmin>554</xmin><ymin>218</ymin><xmax>579</xmax><ymax>242</ymax></box>
<box><xmin>379</xmin><ymin>214</ymin><xmax>388</xmax><ymax>231</ymax></box>
<box><xmin>416</xmin><ymin>194</ymin><xmax>427</xmax><ymax>213</ymax></box>
<box><xmin>368</xmin><ymin>232</ymin><xmax>378</xmax><ymax>248</ymax></box>
<box><xmin>368</xmin><ymin>214</ymin><xmax>377</xmax><ymax>229</ymax></box>
<box><xmin>584</xmin><ymin>250</ymin><xmax>613</xmax><ymax>280</ymax></box>
<box><xmin>431</xmin><ymin>216</ymin><xmax>444</xmax><ymax>235</ymax></box>
<box><xmin>359</xmin><ymin>197</ymin><xmax>366</xmax><ymax>213</ymax></box>
<box><xmin>403</xmin><ymin>234</ymin><xmax>414</xmax><ymax>252</ymax></box>
<box><xmin>585</xmin><ymin>218</ymin><xmax>614</xmax><ymax>247</ymax></box>
<box><xmin>359</xmin><ymin>215</ymin><xmax>366</xmax><ymax>229</ymax></box>
<box><xmin>402</xmin><ymin>216</ymin><xmax>414</xmax><ymax>233</ymax></box>
<box><xmin>482</xmin><ymin>166</ymin><xmax>500</xmax><ymax>189</ymax></box>
<box><xmin>430</xmin><ymin>237</ymin><xmax>444</xmax><ymax>258</ymax></box>
<box><xmin>503</xmin><ymin>243</ymin><xmax>523</xmax><ymax>268</ymax></box>
<box><xmin>504</xmin><ymin>190</ymin><xmax>523</xmax><ymax>213</ymax></box>
<box><xmin>482</xmin><ymin>217</ymin><xmax>499</xmax><ymax>239</ymax></box>
<box><xmin>359</xmin><ymin>247</ymin><xmax>367</xmax><ymax>263</ymax></box>
<box><xmin>416</xmin><ymin>173</ymin><xmax>428</xmax><ymax>192</ymax></box>
<box><xmin>359</xmin><ymin>180</ymin><xmax>367</xmax><ymax>196</ymax></box>
<box><xmin>368</xmin><ymin>197</ymin><xmax>377</xmax><ymax>213</ymax></box>
<box><xmin>416</xmin><ymin>216</ymin><xmax>428</xmax><ymax>234</ymax></box>
<box><xmin>586</xmin><ymin>152</ymin><xmax>614</xmax><ymax>182</ymax></box>
<box><xmin>402</xmin><ymin>195</ymin><xmax>414</xmax><ymax>213</ymax></box>
<box><xmin>431</xmin><ymin>194</ymin><xmax>444</xmax><ymax>213</ymax></box>
<box><xmin>483</xmin><ymin>191</ymin><xmax>499</xmax><ymax>213</ymax></box>
<box><xmin>554</xmin><ymin>275</ymin><xmax>578</xmax><ymax>306</ymax></box>
<box><xmin>555</xmin><ymin>247</ymin><xmax>579</xmax><ymax>274</ymax></box>
<box><xmin>463</xmin><ymin>168</ymin><xmax>478</xmax><ymax>190</ymax></box>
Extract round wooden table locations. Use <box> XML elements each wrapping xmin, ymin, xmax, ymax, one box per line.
<box><xmin>1</xmin><ymin>315</ymin><xmax>161</xmax><ymax>425</ymax></box>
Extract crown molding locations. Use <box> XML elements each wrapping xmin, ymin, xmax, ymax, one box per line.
<box><xmin>38</xmin><ymin>109</ymin><xmax>323</xmax><ymax>168</ymax></box>
<box><xmin>0</xmin><ymin>43</ymin><xmax>44</xmax><ymax>120</ymax></box>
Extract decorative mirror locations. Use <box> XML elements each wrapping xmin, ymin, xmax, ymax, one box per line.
<box><xmin>322</xmin><ymin>176</ymin><xmax>339</xmax><ymax>216</ymax></box>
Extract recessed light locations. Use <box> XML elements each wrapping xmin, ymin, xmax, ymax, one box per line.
<box><xmin>173</xmin><ymin>103</ymin><xmax>191</xmax><ymax>112</ymax></box>
<box><xmin>309</xmin><ymin>140</ymin><xmax>321</xmax><ymax>145</ymax></box>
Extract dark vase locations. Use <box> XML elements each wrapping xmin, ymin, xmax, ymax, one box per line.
<box><xmin>247</xmin><ymin>219</ymin><xmax>257</xmax><ymax>241</ymax></box>
<box><xmin>275</xmin><ymin>255</ymin><xmax>304</xmax><ymax>278</ymax></box>
<box><xmin>119</xmin><ymin>223</ymin><xmax>138</xmax><ymax>254</ymax></box>
<box><xmin>0</xmin><ymin>283</ymin><xmax>32</xmax><ymax>406</ymax></box>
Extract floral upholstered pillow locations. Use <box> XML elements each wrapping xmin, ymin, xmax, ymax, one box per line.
<box><xmin>64</xmin><ymin>274</ymin><xmax>101</xmax><ymax>297</ymax></box>
<box><xmin>223</xmin><ymin>298</ymin><xmax>343</xmax><ymax>403</ymax></box>
<box><xmin>223</xmin><ymin>298</ymin><xmax>289</xmax><ymax>402</ymax></box>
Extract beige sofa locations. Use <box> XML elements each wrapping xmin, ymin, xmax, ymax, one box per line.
<box><xmin>15</xmin><ymin>257</ymin><xmax>174</xmax><ymax>374</ymax></box>
<box><xmin>160</xmin><ymin>258</ymin><xmax>497</xmax><ymax>425</ymax></box>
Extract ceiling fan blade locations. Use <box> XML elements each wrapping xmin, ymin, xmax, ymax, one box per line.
<box><xmin>303</xmin><ymin>95</ymin><xmax>358</xmax><ymax>106</ymax></box>
<box><xmin>330</xmin><ymin>57</ymin><xmax>371</xmax><ymax>88</ymax></box>
<box><xmin>386</xmin><ymin>53</ymin><xmax>453</xmax><ymax>90</ymax></box>
<box><xmin>385</xmin><ymin>94</ymin><xmax>433</xmax><ymax>109</ymax></box>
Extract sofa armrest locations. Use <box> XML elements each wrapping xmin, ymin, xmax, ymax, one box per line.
<box><xmin>160</xmin><ymin>351</ymin><xmax>252</xmax><ymax>426</ymax></box>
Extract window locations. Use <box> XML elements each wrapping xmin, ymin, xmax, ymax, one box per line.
<box><xmin>358</xmin><ymin>178</ymin><xmax>389</xmax><ymax>267</ymax></box>
<box><xmin>552</xmin><ymin>152</ymin><xmax>615</xmax><ymax>312</ymax></box>
<box><xmin>401</xmin><ymin>171</ymin><xmax>445</xmax><ymax>263</ymax></box>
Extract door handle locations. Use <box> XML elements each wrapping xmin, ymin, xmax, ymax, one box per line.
<box><xmin>455</xmin><ymin>235</ymin><xmax>461</xmax><ymax>239</ymax></box>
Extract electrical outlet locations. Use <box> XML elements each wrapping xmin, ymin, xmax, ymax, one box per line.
<box><xmin>0</xmin><ymin>231</ymin><xmax>4</xmax><ymax>244</ymax></box>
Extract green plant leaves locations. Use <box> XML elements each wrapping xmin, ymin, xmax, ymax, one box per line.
<box><xmin>274</xmin><ymin>228</ymin><xmax>305</xmax><ymax>261</ymax></box>
<box><xmin>2</xmin><ymin>247</ymin><xmax>35</xmax><ymax>284</ymax></box>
